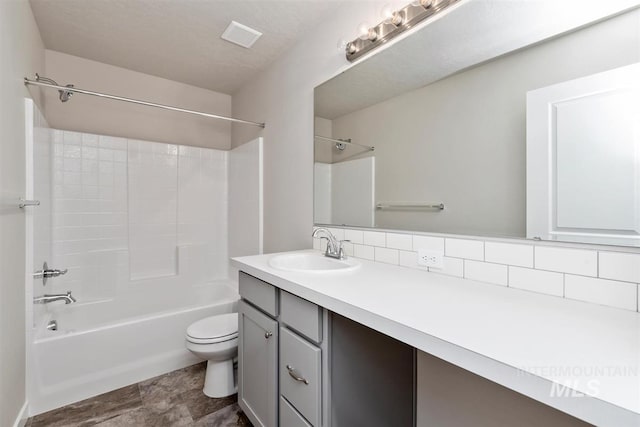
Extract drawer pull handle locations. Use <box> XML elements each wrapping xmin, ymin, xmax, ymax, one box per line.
<box><xmin>286</xmin><ymin>365</ymin><xmax>309</xmax><ymax>385</ymax></box>
<box><xmin>264</xmin><ymin>331</ymin><xmax>273</xmax><ymax>339</ymax></box>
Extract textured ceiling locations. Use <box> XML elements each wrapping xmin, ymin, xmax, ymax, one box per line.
<box><xmin>30</xmin><ymin>0</ymin><xmax>344</xmax><ymax>94</ymax></box>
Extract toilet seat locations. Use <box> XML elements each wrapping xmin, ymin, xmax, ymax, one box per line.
<box><xmin>186</xmin><ymin>313</ymin><xmax>238</xmax><ymax>345</ymax></box>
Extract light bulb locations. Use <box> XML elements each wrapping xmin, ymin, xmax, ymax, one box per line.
<box><xmin>381</xmin><ymin>4</ymin><xmax>394</xmax><ymax>20</ymax></box>
<box><xmin>381</xmin><ymin>4</ymin><xmax>403</xmax><ymax>26</ymax></box>
<box><xmin>357</xmin><ymin>22</ymin><xmax>378</xmax><ymax>41</ymax></box>
<box><xmin>357</xmin><ymin>22</ymin><xmax>371</xmax><ymax>40</ymax></box>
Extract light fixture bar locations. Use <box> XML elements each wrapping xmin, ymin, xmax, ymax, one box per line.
<box><xmin>345</xmin><ymin>0</ymin><xmax>461</xmax><ymax>62</ymax></box>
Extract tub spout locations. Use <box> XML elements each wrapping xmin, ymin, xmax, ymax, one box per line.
<box><xmin>34</xmin><ymin>291</ymin><xmax>76</xmax><ymax>305</ymax></box>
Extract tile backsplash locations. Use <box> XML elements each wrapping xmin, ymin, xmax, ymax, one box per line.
<box><xmin>313</xmin><ymin>226</ymin><xmax>640</xmax><ymax>312</ymax></box>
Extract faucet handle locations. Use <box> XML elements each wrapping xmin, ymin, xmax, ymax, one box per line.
<box><xmin>338</xmin><ymin>240</ymin><xmax>351</xmax><ymax>259</ymax></box>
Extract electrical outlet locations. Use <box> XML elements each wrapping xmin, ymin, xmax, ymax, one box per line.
<box><xmin>417</xmin><ymin>249</ymin><xmax>444</xmax><ymax>269</ymax></box>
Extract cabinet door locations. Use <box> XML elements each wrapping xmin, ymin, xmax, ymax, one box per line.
<box><xmin>238</xmin><ymin>300</ymin><xmax>278</xmax><ymax>427</ymax></box>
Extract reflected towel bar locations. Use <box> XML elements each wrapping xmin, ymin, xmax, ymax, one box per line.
<box><xmin>376</xmin><ymin>202</ymin><xmax>444</xmax><ymax>210</ymax></box>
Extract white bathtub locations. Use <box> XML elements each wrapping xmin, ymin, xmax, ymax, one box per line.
<box><xmin>29</xmin><ymin>280</ymin><xmax>239</xmax><ymax>415</ymax></box>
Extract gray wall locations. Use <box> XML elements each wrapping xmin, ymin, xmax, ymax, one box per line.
<box><xmin>0</xmin><ymin>1</ymin><xmax>46</xmax><ymax>425</ymax></box>
<box><xmin>417</xmin><ymin>352</ymin><xmax>590</xmax><ymax>427</ymax></box>
<box><xmin>330</xmin><ymin>10</ymin><xmax>640</xmax><ymax>237</ymax></box>
<box><xmin>44</xmin><ymin>50</ymin><xmax>232</xmax><ymax>149</ymax></box>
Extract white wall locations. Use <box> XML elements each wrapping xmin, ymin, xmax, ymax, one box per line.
<box><xmin>319</xmin><ymin>157</ymin><xmax>375</xmax><ymax>227</ymax></box>
<box><xmin>228</xmin><ymin>138</ymin><xmax>263</xmax><ymax>281</ymax></box>
<box><xmin>44</xmin><ymin>50</ymin><xmax>232</xmax><ymax>150</ymax></box>
<box><xmin>0</xmin><ymin>1</ymin><xmax>45</xmax><ymax>425</ymax></box>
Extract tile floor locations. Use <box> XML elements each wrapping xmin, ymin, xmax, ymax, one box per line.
<box><xmin>26</xmin><ymin>363</ymin><xmax>252</xmax><ymax>427</ymax></box>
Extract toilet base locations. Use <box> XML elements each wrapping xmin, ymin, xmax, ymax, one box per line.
<box><xmin>203</xmin><ymin>359</ymin><xmax>236</xmax><ymax>398</ymax></box>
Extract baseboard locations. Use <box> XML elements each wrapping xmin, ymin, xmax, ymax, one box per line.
<box><xmin>12</xmin><ymin>401</ymin><xmax>29</xmax><ymax>427</ymax></box>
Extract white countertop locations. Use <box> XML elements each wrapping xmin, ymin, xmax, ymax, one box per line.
<box><xmin>232</xmin><ymin>250</ymin><xmax>640</xmax><ymax>427</ymax></box>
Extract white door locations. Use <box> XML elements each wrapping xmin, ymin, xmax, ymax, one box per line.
<box><xmin>526</xmin><ymin>62</ymin><xmax>640</xmax><ymax>246</ymax></box>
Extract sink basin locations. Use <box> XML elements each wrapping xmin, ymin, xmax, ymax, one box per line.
<box><xmin>268</xmin><ymin>252</ymin><xmax>360</xmax><ymax>273</ymax></box>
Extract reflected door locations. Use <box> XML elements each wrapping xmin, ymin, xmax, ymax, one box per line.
<box><xmin>527</xmin><ymin>62</ymin><xmax>640</xmax><ymax>246</ymax></box>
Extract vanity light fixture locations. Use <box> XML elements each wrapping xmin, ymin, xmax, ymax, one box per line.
<box><xmin>345</xmin><ymin>0</ymin><xmax>461</xmax><ymax>62</ymax></box>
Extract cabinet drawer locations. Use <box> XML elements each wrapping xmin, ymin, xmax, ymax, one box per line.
<box><xmin>280</xmin><ymin>291</ymin><xmax>322</xmax><ymax>343</ymax></box>
<box><xmin>280</xmin><ymin>396</ymin><xmax>312</xmax><ymax>427</ymax></box>
<box><xmin>239</xmin><ymin>272</ymin><xmax>278</xmax><ymax>317</ymax></box>
<box><xmin>280</xmin><ymin>327</ymin><xmax>321</xmax><ymax>426</ymax></box>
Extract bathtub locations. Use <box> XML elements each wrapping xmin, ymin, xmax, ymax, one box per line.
<box><xmin>28</xmin><ymin>280</ymin><xmax>239</xmax><ymax>415</ymax></box>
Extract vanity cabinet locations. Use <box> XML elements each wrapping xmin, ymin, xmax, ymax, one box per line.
<box><xmin>238</xmin><ymin>272</ymin><xmax>279</xmax><ymax>427</ymax></box>
<box><xmin>238</xmin><ymin>271</ymin><xmax>414</xmax><ymax>427</ymax></box>
<box><xmin>239</xmin><ymin>272</ymin><xmax>327</xmax><ymax>427</ymax></box>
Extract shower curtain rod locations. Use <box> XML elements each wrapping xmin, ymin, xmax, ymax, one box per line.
<box><xmin>314</xmin><ymin>135</ymin><xmax>375</xmax><ymax>151</ymax></box>
<box><xmin>24</xmin><ymin>77</ymin><xmax>266</xmax><ymax>128</ymax></box>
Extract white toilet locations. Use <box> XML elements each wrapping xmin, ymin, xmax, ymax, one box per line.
<box><xmin>185</xmin><ymin>313</ymin><xmax>239</xmax><ymax>398</ymax></box>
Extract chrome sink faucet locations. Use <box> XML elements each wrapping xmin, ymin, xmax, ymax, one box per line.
<box><xmin>34</xmin><ymin>291</ymin><xmax>76</xmax><ymax>305</ymax></box>
<box><xmin>312</xmin><ymin>228</ymin><xmax>349</xmax><ymax>260</ymax></box>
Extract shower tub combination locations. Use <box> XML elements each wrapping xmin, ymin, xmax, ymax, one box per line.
<box><xmin>24</xmin><ymin>79</ymin><xmax>263</xmax><ymax>416</ymax></box>
<box><xmin>29</xmin><ymin>280</ymin><xmax>239</xmax><ymax>415</ymax></box>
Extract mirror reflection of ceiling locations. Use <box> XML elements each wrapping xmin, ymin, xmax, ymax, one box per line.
<box><xmin>315</xmin><ymin>0</ymin><xmax>640</xmax><ymax>119</ymax></box>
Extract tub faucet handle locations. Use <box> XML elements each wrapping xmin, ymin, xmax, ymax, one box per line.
<box><xmin>43</xmin><ymin>268</ymin><xmax>68</xmax><ymax>278</ymax></box>
<box><xmin>33</xmin><ymin>262</ymin><xmax>68</xmax><ymax>286</ymax></box>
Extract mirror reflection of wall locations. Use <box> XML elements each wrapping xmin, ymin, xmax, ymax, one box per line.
<box><xmin>314</xmin><ymin>116</ymin><xmax>375</xmax><ymax>227</ymax></box>
<box><xmin>314</xmin><ymin>7</ymin><xmax>640</xmax><ymax>242</ymax></box>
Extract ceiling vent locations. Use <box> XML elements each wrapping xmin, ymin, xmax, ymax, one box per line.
<box><xmin>221</xmin><ymin>21</ymin><xmax>262</xmax><ymax>49</ymax></box>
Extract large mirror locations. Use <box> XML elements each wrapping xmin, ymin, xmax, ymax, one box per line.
<box><xmin>314</xmin><ymin>1</ymin><xmax>640</xmax><ymax>247</ymax></box>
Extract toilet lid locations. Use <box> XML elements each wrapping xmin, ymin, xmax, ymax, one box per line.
<box><xmin>187</xmin><ymin>313</ymin><xmax>238</xmax><ymax>341</ymax></box>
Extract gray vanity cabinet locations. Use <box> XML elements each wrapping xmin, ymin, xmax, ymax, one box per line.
<box><xmin>238</xmin><ymin>271</ymin><xmax>414</xmax><ymax>427</ymax></box>
<box><xmin>238</xmin><ymin>272</ymin><xmax>280</xmax><ymax>427</ymax></box>
<box><xmin>239</xmin><ymin>272</ymin><xmax>327</xmax><ymax>427</ymax></box>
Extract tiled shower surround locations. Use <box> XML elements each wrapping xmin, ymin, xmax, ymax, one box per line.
<box><xmin>50</xmin><ymin>130</ymin><xmax>228</xmax><ymax>303</ymax></box>
<box><xmin>314</xmin><ymin>227</ymin><xmax>640</xmax><ymax>312</ymax></box>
